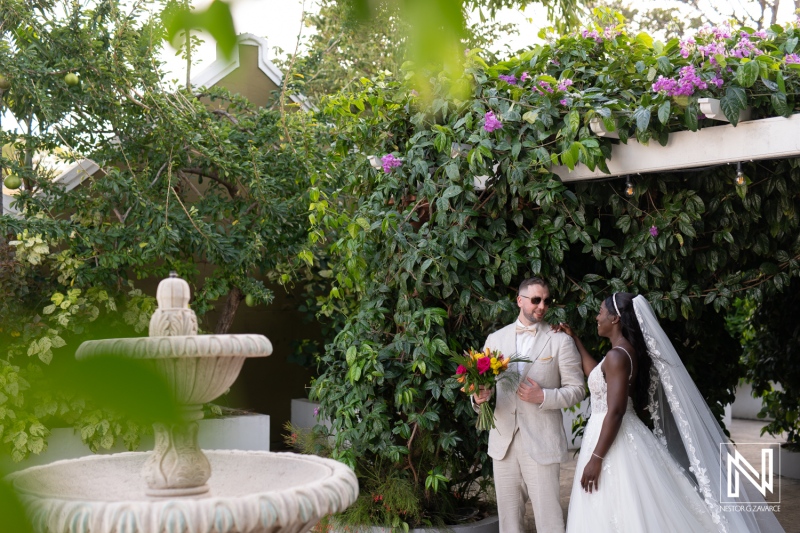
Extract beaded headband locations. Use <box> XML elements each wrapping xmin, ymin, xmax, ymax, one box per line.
<box><xmin>612</xmin><ymin>293</ymin><xmax>621</xmax><ymax>317</ymax></box>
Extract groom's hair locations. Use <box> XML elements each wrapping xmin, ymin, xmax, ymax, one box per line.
<box><xmin>518</xmin><ymin>277</ymin><xmax>549</xmax><ymax>294</ymax></box>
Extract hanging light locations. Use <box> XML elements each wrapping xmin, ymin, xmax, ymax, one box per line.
<box><xmin>624</xmin><ymin>177</ymin><xmax>635</xmax><ymax>197</ymax></box>
<box><xmin>735</xmin><ymin>162</ymin><xmax>745</xmax><ymax>186</ymax></box>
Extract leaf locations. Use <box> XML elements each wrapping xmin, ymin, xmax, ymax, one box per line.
<box><xmin>442</xmin><ymin>185</ymin><xmax>462</xmax><ymax>199</ymax></box>
<box><xmin>346</xmin><ymin>346</ymin><xmax>357</xmax><ymax>366</ymax></box>
<box><xmin>633</xmin><ymin>106</ymin><xmax>651</xmax><ymax>131</ymax></box>
<box><xmin>657</xmin><ymin>100</ymin><xmax>671</xmax><ymax>124</ymax></box>
<box><xmin>656</xmin><ymin>56</ymin><xmax>672</xmax><ymax>74</ymax></box>
<box><xmin>567</xmin><ymin>110</ymin><xmax>580</xmax><ymax>133</ymax></box>
<box><xmin>684</xmin><ymin>106</ymin><xmax>698</xmax><ymax>131</ymax></box>
<box><xmin>561</xmin><ymin>142</ymin><xmax>582</xmax><ymax>170</ymax></box>
<box><xmin>771</xmin><ymin>92</ymin><xmax>790</xmax><ymax>117</ymax></box>
<box><xmin>736</xmin><ymin>60</ymin><xmax>760</xmax><ymax>87</ymax></box>
<box><xmin>522</xmin><ymin>111</ymin><xmax>539</xmax><ymax>124</ymax></box>
<box><xmin>720</xmin><ymin>87</ymin><xmax>747</xmax><ymax>126</ymax></box>
<box><xmin>163</xmin><ymin>0</ymin><xmax>237</xmax><ymax>60</ymax></box>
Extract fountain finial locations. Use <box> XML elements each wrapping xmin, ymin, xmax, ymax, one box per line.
<box><xmin>150</xmin><ymin>275</ymin><xmax>196</xmax><ymax>336</ymax></box>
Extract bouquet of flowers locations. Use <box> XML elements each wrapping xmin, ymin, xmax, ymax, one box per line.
<box><xmin>454</xmin><ymin>347</ymin><xmax>530</xmax><ymax>431</ymax></box>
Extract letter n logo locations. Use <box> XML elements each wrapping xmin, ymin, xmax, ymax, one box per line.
<box><xmin>720</xmin><ymin>444</ymin><xmax>779</xmax><ymax>503</ymax></box>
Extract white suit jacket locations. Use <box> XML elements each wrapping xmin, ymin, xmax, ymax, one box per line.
<box><xmin>481</xmin><ymin>322</ymin><xmax>585</xmax><ymax>464</ymax></box>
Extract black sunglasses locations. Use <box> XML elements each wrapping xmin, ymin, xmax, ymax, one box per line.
<box><xmin>519</xmin><ymin>295</ymin><xmax>553</xmax><ymax>306</ymax></box>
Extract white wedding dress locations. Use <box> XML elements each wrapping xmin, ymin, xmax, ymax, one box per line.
<box><xmin>567</xmin><ymin>357</ymin><xmax>718</xmax><ymax>532</ymax></box>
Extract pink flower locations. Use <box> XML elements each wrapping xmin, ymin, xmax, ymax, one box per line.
<box><xmin>651</xmin><ymin>66</ymin><xmax>707</xmax><ymax>97</ymax></box>
<box><xmin>649</xmin><ymin>226</ymin><xmax>659</xmax><ymax>237</ymax></box>
<box><xmin>520</xmin><ymin>72</ymin><xmax>531</xmax><ymax>82</ymax></box>
<box><xmin>313</xmin><ymin>406</ymin><xmax>320</xmax><ymax>416</ymax></box>
<box><xmin>483</xmin><ymin>111</ymin><xmax>503</xmax><ymax>133</ymax></box>
<box><xmin>559</xmin><ymin>99</ymin><xmax>568</xmax><ymax>106</ymax></box>
<box><xmin>680</xmin><ymin>38</ymin><xmax>696</xmax><ymax>58</ymax></box>
<box><xmin>381</xmin><ymin>153</ymin><xmax>402</xmax><ymax>173</ymax></box>
<box><xmin>456</xmin><ymin>365</ymin><xmax>467</xmax><ymax>375</ymax></box>
<box><xmin>786</xmin><ymin>54</ymin><xmax>800</xmax><ymax>64</ymax></box>
<box><xmin>557</xmin><ymin>78</ymin><xmax>573</xmax><ymax>91</ymax></box>
<box><xmin>477</xmin><ymin>357</ymin><xmax>492</xmax><ymax>375</ymax></box>
<box><xmin>581</xmin><ymin>29</ymin><xmax>601</xmax><ymax>43</ymax></box>
<box><xmin>534</xmin><ymin>81</ymin><xmax>554</xmax><ymax>94</ymax></box>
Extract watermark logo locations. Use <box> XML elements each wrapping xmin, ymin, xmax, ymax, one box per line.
<box><xmin>720</xmin><ymin>443</ymin><xmax>780</xmax><ymax>504</ymax></box>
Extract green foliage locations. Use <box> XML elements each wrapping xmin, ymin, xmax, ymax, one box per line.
<box><xmin>742</xmin><ymin>279</ymin><xmax>800</xmax><ymax>449</ymax></box>
<box><xmin>0</xmin><ymin>1</ymin><xmax>326</xmax><ymax>460</ymax></box>
<box><xmin>305</xmin><ymin>13</ymin><xmax>800</xmax><ymax>526</ymax></box>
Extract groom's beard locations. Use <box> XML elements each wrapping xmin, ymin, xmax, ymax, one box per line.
<box><xmin>522</xmin><ymin>310</ymin><xmax>545</xmax><ymax>324</ymax></box>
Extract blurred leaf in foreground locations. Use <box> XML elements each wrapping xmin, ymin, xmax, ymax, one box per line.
<box><xmin>163</xmin><ymin>0</ymin><xmax>237</xmax><ymax>60</ymax></box>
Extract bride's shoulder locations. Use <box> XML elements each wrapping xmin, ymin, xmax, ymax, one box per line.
<box><xmin>602</xmin><ymin>348</ymin><xmax>632</xmax><ymax>375</ymax></box>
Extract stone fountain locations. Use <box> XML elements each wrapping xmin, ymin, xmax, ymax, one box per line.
<box><xmin>7</xmin><ymin>274</ymin><xmax>358</xmax><ymax>533</ymax></box>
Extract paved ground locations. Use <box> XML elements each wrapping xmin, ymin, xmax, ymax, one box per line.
<box><xmin>523</xmin><ymin>418</ymin><xmax>799</xmax><ymax>532</ymax></box>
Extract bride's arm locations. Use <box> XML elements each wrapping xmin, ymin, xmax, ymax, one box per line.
<box><xmin>553</xmin><ymin>322</ymin><xmax>598</xmax><ymax>377</ymax></box>
<box><xmin>579</xmin><ymin>349</ymin><xmax>630</xmax><ymax>494</ymax></box>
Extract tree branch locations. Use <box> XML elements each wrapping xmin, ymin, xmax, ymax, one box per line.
<box><xmin>181</xmin><ymin>167</ymin><xmax>238</xmax><ymax>197</ymax></box>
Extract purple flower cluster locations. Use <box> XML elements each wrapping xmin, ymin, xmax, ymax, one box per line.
<box><xmin>520</xmin><ymin>72</ymin><xmax>531</xmax><ymax>82</ymax></box>
<box><xmin>786</xmin><ymin>54</ymin><xmax>800</xmax><ymax>64</ymax></box>
<box><xmin>697</xmin><ymin>41</ymin><xmax>727</xmax><ymax>64</ymax></box>
<box><xmin>652</xmin><ymin>65</ymin><xmax>708</xmax><ymax>96</ymax></box>
<box><xmin>699</xmin><ymin>23</ymin><xmax>732</xmax><ymax>40</ymax></box>
<box><xmin>381</xmin><ymin>153</ymin><xmax>402</xmax><ymax>173</ymax></box>
<box><xmin>649</xmin><ymin>226</ymin><xmax>659</xmax><ymax>237</ymax></box>
<box><xmin>557</xmin><ymin>78</ymin><xmax>573</xmax><ymax>91</ymax></box>
<box><xmin>581</xmin><ymin>29</ymin><xmax>601</xmax><ymax>42</ymax></box>
<box><xmin>484</xmin><ymin>111</ymin><xmax>503</xmax><ymax>133</ymax></box>
<box><xmin>560</xmin><ymin>98</ymin><xmax>569</xmax><ymax>106</ymax></box>
<box><xmin>498</xmin><ymin>74</ymin><xmax>518</xmax><ymax>85</ymax></box>
<box><xmin>534</xmin><ymin>81</ymin><xmax>554</xmax><ymax>94</ymax></box>
<box><xmin>603</xmin><ymin>26</ymin><xmax>621</xmax><ymax>40</ymax></box>
<box><xmin>679</xmin><ymin>38</ymin><xmax>696</xmax><ymax>59</ymax></box>
<box><xmin>732</xmin><ymin>34</ymin><xmax>763</xmax><ymax>59</ymax></box>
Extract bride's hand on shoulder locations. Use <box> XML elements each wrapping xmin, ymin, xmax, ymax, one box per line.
<box><xmin>580</xmin><ymin>455</ymin><xmax>603</xmax><ymax>494</ymax></box>
<box><xmin>553</xmin><ymin>322</ymin><xmax>576</xmax><ymax>338</ymax></box>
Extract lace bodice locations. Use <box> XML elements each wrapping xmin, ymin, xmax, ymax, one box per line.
<box><xmin>588</xmin><ymin>358</ymin><xmax>635</xmax><ymax>415</ymax></box>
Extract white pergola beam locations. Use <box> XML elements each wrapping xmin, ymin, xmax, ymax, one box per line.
<box><xmin>552</xmin><ymin>114</ymin><xmax>800</xmax><ymax>182</ymax></box>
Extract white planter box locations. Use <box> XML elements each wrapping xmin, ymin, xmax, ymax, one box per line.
<box><xmin>778</xmin><ymin>446</ymin><xmax>800</xmax><ymax>480</ymax></box>
<box><xmin>291</xmin><ymin>398</ymin><xmax>331</xmax><ymax>430</ymax></box>
<box><xmin>3</xmin><ymin>414</ymin><xmax>269</xmax><ymax>472</ymax></box>
<box><xmin>731</xmin><ymin>382</ymin><xmax>775</xmax><ymax>421</ymax></box>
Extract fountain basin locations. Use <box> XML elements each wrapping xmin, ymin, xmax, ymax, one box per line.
<box><xmin>76</xmin><ymin>335</ymin><xmax>273</xmax><ymax>407</ymax></box>
<box><xmin>8</xmin><ymin>450</ymin><xmax>358</xmax><ymax>533</ymax></box>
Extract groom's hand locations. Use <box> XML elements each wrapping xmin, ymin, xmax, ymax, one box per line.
<box><xmin>473</xmin><ymin>386</ymin><xmax>493</xmax><ymax>405</ymax></box>
<box><xmin>518</xmin><ymin>377</ymin><xmax>544</xmax><ymax>404</ymax></box>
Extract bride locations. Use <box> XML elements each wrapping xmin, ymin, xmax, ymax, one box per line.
<box><xmin>556</xmin><ymin>292</ymin><xmax>783</xmax><ymax>532</ymax></box>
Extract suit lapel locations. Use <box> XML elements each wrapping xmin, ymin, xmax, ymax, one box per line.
<box><xmin>519</xmin><ymin>324</ymin><xmax>554</xmax><ymax>379</ymax></box>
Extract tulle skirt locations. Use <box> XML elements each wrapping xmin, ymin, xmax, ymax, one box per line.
<box><xmin>567</xmin><ymin>410</ymin><xmax>719</xmax><ymax>532</ymax></box>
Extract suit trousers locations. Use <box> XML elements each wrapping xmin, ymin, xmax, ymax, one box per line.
<box><xmin>493</xmin><ymin>430</ymin><xmax>565</xmax><ymax>533</ymax></box>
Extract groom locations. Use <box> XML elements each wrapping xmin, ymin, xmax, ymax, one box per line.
<box><xmin>473</xmin><ymin>277</ymin><xmax>584</xmax><ymax>533</ymax></box>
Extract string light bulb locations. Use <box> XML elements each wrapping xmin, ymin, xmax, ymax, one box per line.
<box><xmin>735</xmin><ymin>162</ymin><xmax>745</xmax><ymax>186</ymax></box>
<box><xmin>624</xmin><ymin>178</ymin><xmax>635</xmax><ymax>197</ymax></box>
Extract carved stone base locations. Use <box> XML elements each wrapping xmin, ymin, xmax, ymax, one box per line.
<box><xmin>143</xmin><ymin>421</ymin><xmax>211</xmax><ymax>496</ymax></box>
